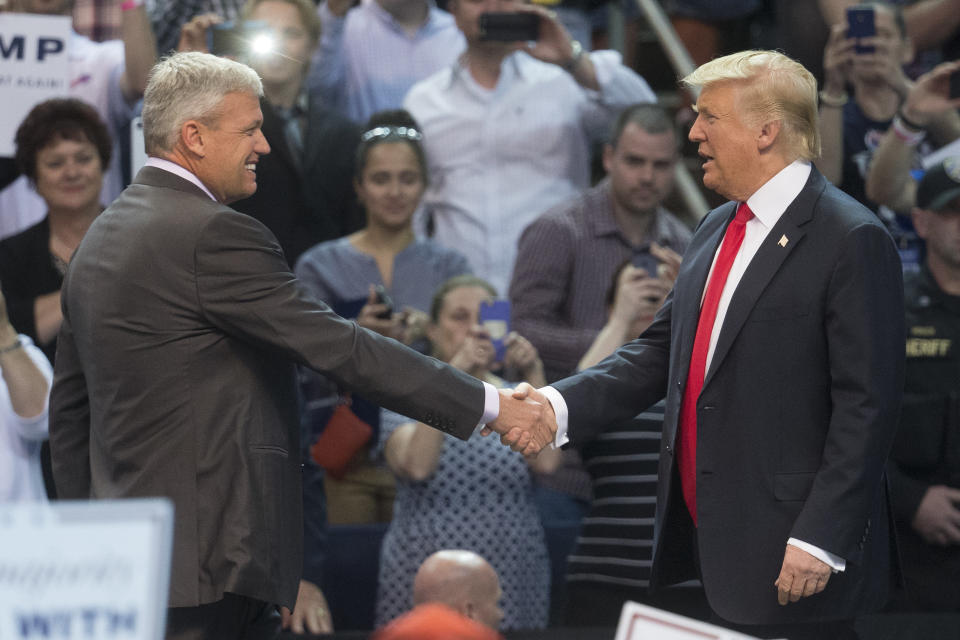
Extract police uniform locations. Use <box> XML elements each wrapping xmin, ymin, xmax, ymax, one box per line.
<box><xmin>889</xmin><ymin>264</ymin><xmax>960</xmax><ymax>611</ymax></box>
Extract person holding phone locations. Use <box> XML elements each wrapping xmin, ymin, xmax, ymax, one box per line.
<box><xmin>295</xmin><ymin>109</ymin><xmax>472</xmax><ymax>527</ymax></box>
<box><xmin>375</xmin><ymin>275</ymin><xmax>559</xmax><ymax>631</ymax></box>
<box><xmin>403</xmin><ymin>0</ymin><xmax>656</xmax><ymax>296</ymax></box>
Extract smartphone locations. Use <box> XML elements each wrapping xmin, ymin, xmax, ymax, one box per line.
<box><xmin>479</xmin><ymin>12</ymin><xmax>540</xmax><ymax>42</ymax></box>
<box><xmin>631</xmin><ymin>252</ymin><xmax>660</xmax><ymax>278</ymax></box>
<box><xmin>209</xmin><ymin>20</ymin><xmax>271</xmax><ymax>58</ymax></box>
<box><xmin>950</xmin><ymin>70</ymin><xmax>960</xmax><ymax>100</ymax></box>
<box><xmin>373</xmin><ymin>285</ymin><xmax>394</xmax><ymax>320</ymax></box>
<box><xmin>478</xmin><ymin>300</ymin><xmax>510</xmax><ymax>362</ymax></box>
<box><xmin>846</xmin><ymin>6</ymin><xmax>876</xmax><ymax>54</ymax></box>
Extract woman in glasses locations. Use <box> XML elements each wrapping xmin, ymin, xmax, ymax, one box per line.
<box><xmin>294</xmin><ymin>109</ymin><xmax>472</xmax><ymax>526</ymax></box>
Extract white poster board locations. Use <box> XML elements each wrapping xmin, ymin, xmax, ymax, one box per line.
<box><xmin>0</xmin><ymin>13</ymin><xmax>71</xmax><ymax>157</ymax></box>
<box><xmin>615</xmin><ymin>601</ymin><xmax>763</xmax><ymax>640</ymax></box>
<box><xmin>0</xmin><ymin>499</ymin><xmax>174</xmax><ymax>640</ymax></box>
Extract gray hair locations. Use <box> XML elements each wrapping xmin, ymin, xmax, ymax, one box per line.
<box><xmin>142</xmin><ymin>52</ymin><xmax>263</xmax><ymax>156</ymax></box>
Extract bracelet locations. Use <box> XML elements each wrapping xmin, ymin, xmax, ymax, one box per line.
<box><xmin>562</xmin><ymin>40</ymin><xmax>584</xmax><ymax>73</ymax></box>
<box><xmin>891</xmin><ymin>115</ymin><xmax>927</xmax><ymax>146</ymax></box>
<box><xmin>818</xmin><ymin>90</ymin><xmax>848</xmax><ymax>108</ymax></box>
<box><xmin>0</xmin><ymin>336</ymin><xmax>22</xmax><ymax>354</ymax></box>
<box><xmin>896</xmin><ymin>109</ymin><xmax>925</xmax><ymax>133</ymax></box>
<box><xmin>120</xmin><ymin>0</ymin><xmax>143</xmax><ymax>11</ymax></box>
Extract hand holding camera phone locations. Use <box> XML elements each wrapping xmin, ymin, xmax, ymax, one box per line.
<box><xmin>478</xmin><ymin>300</ymin><xmax>510</xmax><ymax>362</ymax></box>
<box><xmin>373</xmin><ymin>285</ymin><xmax>395</xmax><ymax>320</ymax></box>
<box><xmin>846</xmin><ymin>6</ymin><xmax>876</xmax><ymax>54</ymax></box>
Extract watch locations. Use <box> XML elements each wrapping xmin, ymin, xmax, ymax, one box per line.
<box><xmin>563</xmin><ymin>40</ymin><xmax>584</xmax><ymax>73</ymax></box>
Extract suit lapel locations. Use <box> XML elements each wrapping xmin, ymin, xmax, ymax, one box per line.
<box><xmin>702</xmin><ymin>169</ymin><xmax>826</xmax><ymax>389</ymax></box>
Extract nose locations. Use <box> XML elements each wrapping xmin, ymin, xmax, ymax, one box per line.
<box><xmin>254</xmin><ymin>129</ymin><xmax>270</xmax><ymax>155</ymax></box>
<box><xmin>688</xmin><ymin>115</ymin><xmax>705</xmax><ymax>143</ymax></box>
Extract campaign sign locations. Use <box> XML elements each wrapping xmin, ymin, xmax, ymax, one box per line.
<box><xmin>0</xmin><ymin>13</ymin><xmax>71</xmax><ymax>156</ymax></box>
<box><xmin>615</xmin><ymin>601</ymin><xmax>763</xmax><ymax>640</ymax></box>
<box><xmin>0</xmin><ymin>499</ymin><xmax>173</xmax><ymax>640</ymax></box>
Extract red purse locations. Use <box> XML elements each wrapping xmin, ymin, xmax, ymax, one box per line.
<box><xmin>309</xmin><ymin>399</ymin><xmax>373</xmax><ymax>479</ymax></box>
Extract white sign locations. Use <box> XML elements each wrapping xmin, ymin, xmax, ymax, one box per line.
<box><xmin>0</xmin><ymin>499</ymin><xmax>173</xmax><ymax>640</ymax></box>
<box><xmin>615</xmin><ymin>601</ymin><xmax>763</xmax><ymax>640</ymax></box>
<box><xmin>0</xmin><ymin>13</ymin><xmax>71</xmax><ymax>157</ymax></box>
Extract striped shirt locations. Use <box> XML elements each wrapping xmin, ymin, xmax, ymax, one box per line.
<box><xmin>566</xmin><ymin>402</ymin><xmax>665</xmax><ymax>589</ymax></box>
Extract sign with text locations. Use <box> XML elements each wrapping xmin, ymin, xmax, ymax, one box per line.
<box><xmin>0</xmin><ymin>499</ymin><xmax>173</xmax><ymax>640</ymax></box>
<box><xmin>0</xmin><ymin>13</ymin><xmax>71</xmax><ymax>156</ymax></box>
<box><xmin>615</xmin><ymin>602</ymin><xmax>763</xmax><ymax>640</ymax></box>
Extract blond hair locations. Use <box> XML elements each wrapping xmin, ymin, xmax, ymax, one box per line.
<box><xmin>142</xmin><ymin>52</ymin><xmax>263</xmax><ymax>156</ymax></box>
<box><xmin>682</xmin><ymin>50</ymin><xmax>821</xmax><ymax>161</ymax></box>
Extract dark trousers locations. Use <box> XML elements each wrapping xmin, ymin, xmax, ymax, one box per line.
<box><xmin>712</xmin><ymin>616</ymin><xmax>859</xmax><ymax>640</ymax></box>
<box><xmin>166</xmin><ymin>593</ymin><xmax>281</xmax><ymax>640</ymax></box>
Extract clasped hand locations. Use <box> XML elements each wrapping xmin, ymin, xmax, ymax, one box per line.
<box><xmin>481</xmin><ymin>383</ymin><xmax>558</xmax><ymax>456</ymax></box>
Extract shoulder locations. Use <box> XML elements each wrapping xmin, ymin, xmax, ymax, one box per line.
<box><xmin>295</xmin><ymin>237</ymin><xmax>350</xmax><ymax>273</ymax></box>
<box><xmin>404</xmin><ymin>67</ymin><xmax>454</xmax><ymax>108</ymax></box>
<box><xmin>815</xmin><ymin>181</ymin><xmax>887</xmax><ymax>233</ymax></box>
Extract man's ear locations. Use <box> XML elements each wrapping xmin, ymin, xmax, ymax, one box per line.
<box><xmin>602</xmin><ymin>143</ymin><xmax>615</xmax><ymax>175</ymax></box>
<box><xmin>180</xmin><ymin>119</ymin><xmax>206</xmax><ymax>158</ymax></box>
<box><xmin>757</xmin><ymin>119</ymin><xmax>782</xmax><ymax>153</ymax></box>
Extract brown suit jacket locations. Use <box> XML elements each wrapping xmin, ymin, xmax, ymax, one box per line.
<box><xmin>49</xmin><ymin>166</ymin><xmax>484</xmax><ymax>608</ymax></box>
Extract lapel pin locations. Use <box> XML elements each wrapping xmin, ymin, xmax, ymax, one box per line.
<box><xmin>778</xmin><ymin>234</ymin><xmax>789</xmax><ymax>247</ymax></box>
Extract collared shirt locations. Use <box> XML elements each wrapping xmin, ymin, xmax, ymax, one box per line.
<box><xmin>308</xmin><ymin>0</ymin><xmax>465</xmax><ymax>124</ymax></box>
<box><xmin>511</xmin><ymin>178</ymin><xmax>692</xmax><ymax>381</ymax></box>
<box><xmin>405</xmin><ymin>50</ymin><xmax>656</xmax><ymax>295</ymax></box>
<box><xmin>545</xmin><ymin>160</ymin><xmax>846</xmax><ymax>570</ymax></box>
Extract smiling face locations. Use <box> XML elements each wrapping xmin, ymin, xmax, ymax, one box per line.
<box><xmin>34</xmin><ymin>136</ymin><xmax>104</xmax><ymax>214</ymax></box>
<box><xmin>688</xmin><ymin>81</ymin><xmax>764</xmax><ymax>202</ymax></box>
<box><xmin>247</xmin><ymin>0</ymin><xmax>313</xmax><ymax>90</ymax></box>
<box><xmin>193</xmin><ymin>91</ymin><xmax>270</xmax><ymax>204</ymax></box>
<box><xmin>604</xmin><ymin>123</ymin><xmax>677</xmax><ymax>217</ymax></box>
<box><xmin>356</xmin><ymin>141</ymin><xmax>426</xmax><ymax>232</ymax></box>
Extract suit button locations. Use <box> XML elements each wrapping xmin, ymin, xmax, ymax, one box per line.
<box><xmin>703</xmin><ymin>405</ymin><xmax>715</xmax><ymax>411</ymax></box>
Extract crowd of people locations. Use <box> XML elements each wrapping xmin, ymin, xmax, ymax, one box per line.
<box><xmin>1</xmin><ymin>0</ymin><xmax>959</xmax><ymax>639</ymax></box>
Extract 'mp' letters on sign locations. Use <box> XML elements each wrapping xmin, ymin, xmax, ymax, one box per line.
<box><xmin>0</xmin><ymin>13</ymin><xmax>71</xmax><ymax>157</ymax></box>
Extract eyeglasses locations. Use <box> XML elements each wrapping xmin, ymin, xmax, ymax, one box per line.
<box><xmin>360</xmin><ymin>126</ymin><xmax>423</xmax><ymax>142</ymax></box>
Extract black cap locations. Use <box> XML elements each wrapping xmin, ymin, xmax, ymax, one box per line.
<box><xmin>916</xmin><ymin>157</ymin><xmax>960</xmax><ymax>211</ymax></box>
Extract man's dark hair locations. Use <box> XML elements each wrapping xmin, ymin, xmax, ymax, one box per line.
<box><xmin>608</xmin><ymin>103</ymin><xmax>676</xmax><ymax>149</ymax></box>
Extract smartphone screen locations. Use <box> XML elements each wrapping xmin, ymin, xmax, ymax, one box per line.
<box><xmin>479</xmin><ymin>12</ymin><xmax>540</xmax><ymax>42</ymax></box>
<box><xmin>846</xmin><ymin>6</ymin><xmax>876</xmax><ymax>54</ymax></box>
<box><xmin>478</xmin><ymin>300</ymin><xmax>510</xmax><ymax>362</ymax></box>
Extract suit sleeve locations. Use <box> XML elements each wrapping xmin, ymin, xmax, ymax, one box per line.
<box><xmin>48</xmin><ymin>290</ymin><xmax>93</xmax><ymax>499</ymax></box>
<box><xmin>551</xmin><ymin>289</ymin><xmax>673</xmax><ymax>444</ymax></box>
<box><xmin>789</xmin><ymin>222</ymin><xmax>905</xmax><ymax>559</ymax></box>
<box><xmin>194</xmin><ymin>211</ymin><xmax>485</xmax><ymax>440</ymax></box>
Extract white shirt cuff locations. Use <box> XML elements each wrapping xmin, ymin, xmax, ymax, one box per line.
<box><xmin>478</xmin><ymin>381</ymin><xmax>500</xmax><ymax>428</ymax></box>
<box><xmin>787</xmin><ymin>538</ymin><xmax>846</xmax><ymax>573</ymax></box>
<box><xmin>539</xmin><ymin>386</ymin><xmax>569</xmax><ymax>448</ymax></box>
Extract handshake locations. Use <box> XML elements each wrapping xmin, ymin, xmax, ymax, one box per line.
<box><xmin>481</xmin><ymin>383</ymin><xmax>559</xmax><ymax>455</ymax></box>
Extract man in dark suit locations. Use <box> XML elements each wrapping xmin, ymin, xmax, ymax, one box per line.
<box><xmin>514</xmin><ymin>50</ymin><xmax>905</xmax><ymax>639</ymax></box>
<box><xmin>48</xmin><ymin>51</ymin><xmax>543</xmax><ymax>640</ymax></box>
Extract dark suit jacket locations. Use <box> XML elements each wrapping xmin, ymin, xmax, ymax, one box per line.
<box><xmin>553</xmin><ymin>167</ymin><xmax>904</xmax><ymax>625</ymax></box>
<box><xmin>232</xmin><ymin>97</ymin><xmax>364</xmax><ymax>266</ymax></box>
<box><xmin>49</xmin><ymin>167</ymin><xmax>483</xmax><ymax>609</ymax></box>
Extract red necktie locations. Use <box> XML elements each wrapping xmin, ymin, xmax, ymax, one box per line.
<box><xmin>678</xmin><ymin>202</ymin><xmax>754</xmax><ymax>525</ymax></box>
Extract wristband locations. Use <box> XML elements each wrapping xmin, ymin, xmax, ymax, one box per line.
<box><xmin>896</xmin><ymin>109</ymin><xmax>925</xmax><ymax>132</ymax></box>
<box><xmin>120</xmin><ymin>0</ymin><xmax>143</xmax><ymax>11</ymax></box>
<box><xmin>891</xmin><ymin>115</ymin><xmax>926</xmax><ymax>146</ymax></box>
<box><xmin>818</xmin><ymin>90</ymin><xmax>848</xmax><ymax>108</ymax></box>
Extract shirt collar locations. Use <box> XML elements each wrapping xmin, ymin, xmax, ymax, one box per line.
<box><xmin>449</xmin><ymin>50</ymin><xmax>527</xmax><ymax>89</ymax></box>
<box><xmin>145</xmin><ymin>157</ymin><xmax>218</xmax><ymax>202</ymax></box>
<box><xmin>744</xmin><ymin>160</ymin><xmax>811</xmax><ymax>230</ymax></box>
<box><xmin>589</xmin><ymin>179</ymin><xmax>679</xmax><ymax>249</ymax></box>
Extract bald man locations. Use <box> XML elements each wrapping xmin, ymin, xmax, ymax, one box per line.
<box><xmin>412</xmin><ymin>550</ymin><xmax>504</xmax><ymax>631</ymax></box>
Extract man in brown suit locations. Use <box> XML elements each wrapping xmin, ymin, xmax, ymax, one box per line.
<box><xmin>49</xmin><ymin>52</ymin><xmax>544</xmax><ymax>639</ymax></box>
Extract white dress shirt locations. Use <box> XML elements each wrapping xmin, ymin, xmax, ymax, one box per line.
<box><xmin>404</xmin><ymin>50</ymin><xmax>656</xmax><ymax>295</ymax></box>
<box><xmin>309</xmin><ymin>0</ymin><xmax>465</xmax><ymax>124</ymax></box>
<box><xmin>545</xmin><ymin>160</ymin><xmax>845</xmax><ymax>570</ymax></box>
